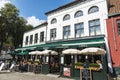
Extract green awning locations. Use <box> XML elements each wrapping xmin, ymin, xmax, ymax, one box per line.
<box><xmin>15</xmin><ymin>46</ymin><xmax>36</xmax><ymax>51</ymax></box>
<box><xmin>18</xmin><ymin>51</ymin><xmax>29</xmax><ymax>55</ymax></box>
<box><xmin>15</xmin><ymin>35</ymin><xmax>105</xmax><ymax>53</ymax></box>
<box><xmin>39</xmin><ymin>36</ymin><xmax>105</xmax><ymax>49</ymax></box>
<box><xmin>8</xmin><ymin>51</ymin><xmax>16</xmax><ymax>55</ymax></box>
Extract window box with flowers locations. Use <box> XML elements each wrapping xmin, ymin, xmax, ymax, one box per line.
<box><xmin>75</xmin><ymin>62</ymin><xmax>84</xmax><ymax>69</ymax></box>
<box><xmin>34</xmin><ymin>60</ymin><xmax>40</xmax><ymax>65</ymax></box>
<box><xmin>27</xmin><ymin>60</ymin><xmax>33</xmax><ymax>65</ymax></box>
<box><xmin>89</xmin><ymin>63</ymin><xmax>100</xmax><ymax>71</ymax></box>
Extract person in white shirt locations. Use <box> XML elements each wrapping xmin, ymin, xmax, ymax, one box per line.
<box><xmin>96</xmin><ymin>60</ymin><xmax>103</xmax><ymax>70</ymax></box>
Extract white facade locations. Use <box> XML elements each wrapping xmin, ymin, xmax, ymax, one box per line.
<box><xmin>22</xmin><ymin>0</ymin><xmax>109</xmax><ymax>47</ymax></box>
<box><xmin>22</xmin><ymin>23</ymin><xmax>47</xmax><ymax>47</ymax></box>
<box><xmin>46</xmin><ymin>0</ymin><xmax>108</xmax><ymax>41</ymax></box>
<box><xmin>21</xmin><ymin>0</ymin><xmax>113</xmax><ymax>73</ymax></box>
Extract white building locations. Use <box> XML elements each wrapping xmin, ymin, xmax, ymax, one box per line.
<box><xmin>22</xmin><ymin>0</ymin><xmax>109</xmax><ymax>48</ymax></box>
<box><xmin>46</xmin><ymin>0</ymin><xmax>108</xmax><ymax>41</ymax></box>
<box><xmin>18</xmin><ymin>0</ymin><xmax>113</xmax><ymax>76</ymax></box>
<box><xmin>22</xmin><ymin>22</ymin><xmax>47</xmax><ymax>48</ymax></box>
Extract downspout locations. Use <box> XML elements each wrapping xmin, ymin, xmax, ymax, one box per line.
<box><xmin>111</xmin><ymin>17</ymin><xmax>117</xmax><ymax>50</ymax></box>
<box><xmin>45</xmin><ymin>22</ymin><xmax>48</xmax><ymax>43</ymax></box>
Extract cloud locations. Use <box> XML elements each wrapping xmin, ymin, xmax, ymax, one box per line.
<box><xmin>27</xmin><ymin>16</ymin><xmax>45</xmax><ymax>27</ymax></box>
<box><xmin>0</xmin><ymin>0</ymin><xmax>11</xmax><ymax>9</ymax></box>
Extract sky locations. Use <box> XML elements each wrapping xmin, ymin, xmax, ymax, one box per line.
<box><xmin>0</xmin><ymin>0</ymin><xmax>73</xmax><ymax>27</ymax></box>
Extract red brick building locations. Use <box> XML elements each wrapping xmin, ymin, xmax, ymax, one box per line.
<box><xmin>106</xmin><ymin>0</ymin><xmax>120</xmax><ymax>69</ymax></box>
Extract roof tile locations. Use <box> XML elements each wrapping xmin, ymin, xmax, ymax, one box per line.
<box><xmin>109</xmin><ymin>0</ymin><xmax>120</xmax><ymax>14</ymax></box>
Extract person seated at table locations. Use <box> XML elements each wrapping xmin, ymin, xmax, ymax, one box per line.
<box><xmin>96</xmin><ymin>60</ymin><xmax>103</xmax><ymax>70</ymax></box>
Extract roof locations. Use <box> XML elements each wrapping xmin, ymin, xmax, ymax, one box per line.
<box><xmin>108</xmin><ymin>0</ymin><xmax>120</xmax><ymax>16</ymax></box>
<box><xmin>34</xmin><ymin>21</ymin><xmax>47</xmax><ymax>28</ymax></box>
<box><xmin>24</xmin><ymin>21</ymin><xmax>47</xmax><ymax>33</ymax></box>
<box><xmin>45</xmin><ymin>0</ymin><xmax>87</xmax><ymax>15</ymax></box>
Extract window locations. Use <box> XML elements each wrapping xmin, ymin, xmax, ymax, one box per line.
<box><xmin>63</xmin><ymin>25</ymin><xmax>70</xmax><ymax>39</ymax></box>
<box><xmin>75</xmin><ymin>22</ymin><xmax>84</xmax><ymax>37</ymax></box>
<box><xmin>25</xmin><ymin>36</ymin><xmax>29</xmax><ymax>45</ymax></box>
<box><xmin>64</xmin><ymin>55</ymin><xmax>71</xmax><ymax>65</ymax></box>
<box><xmin>88</xmin><ymin>55</ymin><xmax>101</xmax><ymax>63</ymax></box>
<box><xmin>51</xmin><ymin>18</ymin><xmax>57</xmax><ymax>24</ymax></box>
<box><xmin>40</xmin><ymin>31</ymin><xmax>44</xmax><ymax>42</ymax></box>
<box><xmin>50</xmin><ymin>28</ymin><xmax>56</xmax><ymax>40</ymax></box>
<box><xmin>34</xmin><ymin>33</ymin><xmax>38</xmax><ymax>43</ymax></box>
<box><xmin>74</xmin><ymin>11</ymin><xmax>83</xmax><ymax>18</ymax></box>
<box><xmin>77</xmin><ymin>55</ymin><xmax>85</xmax><ymax>63</ymax></box>
<box><xmin>63</xmin><ymin>14</ymin><xmax>70</xmax><ymax>21</ymax></box>
<box><xmin>88</xmin><ymin>6</ymin><xmax>99</xmax><ymax>14</ymax></box>
<box><xmin>76</xmin><ymin>55</ymin><xmax>101</xmax><ymax>63</ymax></box>
<box><xmin>89</xmin><ymin>19</ymin><xmax>101</xmax><ymax>36</ymax></box>
<box><xmin>30</xmin><ymin>35</ymin><xmax>33</xmax><ymax>44</ymax></box>
<box><xmin>117</xmin><ymin>19</ymin><xmax>120</xmax><ymax>35</ymax></box>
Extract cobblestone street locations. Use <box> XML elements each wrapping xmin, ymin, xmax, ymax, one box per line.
<box><xmin>0</xmin><ymin>72</ymin><xmax>75</xmax><ymax>80</ymax></box>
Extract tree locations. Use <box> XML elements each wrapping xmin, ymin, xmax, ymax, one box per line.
<box><xmin>0</xmin><ymin>3</ymin><xmax>33</xmax><ymax>50</ymax></box>
<box><xmin>0</xmin><ymin>3</ymin><xmax>19</xmax><ymax>49</ymax></box>
<box><xmin>11</xmin><ymin>17</ymin><xmax>33</xmax><ymax>48</ymax></box>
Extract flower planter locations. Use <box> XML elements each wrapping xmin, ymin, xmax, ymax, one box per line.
<box><xmin>75</xmin><ymin>65</ymin><xmax>84</xmax><ymax>69</ymax></box>
<box><xmin>90</xmin><ymin>67</ymin><xmax>100</xmax><ymax>71</ymax></box>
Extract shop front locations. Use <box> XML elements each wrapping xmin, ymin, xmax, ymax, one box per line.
<box><xmin>50</xmin><ymin>36</ymin><xmax>107</xmax><ymax>80</ymax></box>
<box><xmin>14</xmin><ymin>35</ymin><xmax>108</xmax><ymax>80</ymax></box>
<box><xmin>60</xmin><ymin>47</ymin><xmax>108</xmax><ymax>80</ymax></box>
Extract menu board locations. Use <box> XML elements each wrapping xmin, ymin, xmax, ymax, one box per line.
<box><xmin>80</xmin><ymin>68</ymin><xmax>92</xmax><ymax>80</ymax></box>
<box><xmin>63</xmin><ymin>67</ymin><xmax>70</xmax><ymax>77</ymax></box>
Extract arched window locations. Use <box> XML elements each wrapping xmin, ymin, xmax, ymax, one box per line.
<box><xmin>88</xmin><ymin>6</ymin><xmax>99</xmax><ymax>14</ymax></box>
<box><xmin>63</xmin><ymin>14</ymin><xmax>70</xmax><ymax>21</ymax></box>
<box><xmin>74</xmin><ymin>10</ymin><xmax>83</xmax><ymax>18</ymax></box>
<box><xmin>51</xmin><ymin>18</ymin><xmax>57</xmax><ymax>24</ymax></box>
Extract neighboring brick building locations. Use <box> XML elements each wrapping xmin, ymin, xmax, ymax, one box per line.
<box><xmin>106</xmin><ymin>0</ymin><xmax>120</xmax><ymax>75</ymax></box>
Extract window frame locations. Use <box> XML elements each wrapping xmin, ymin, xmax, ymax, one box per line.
<box><xmin>63</xmin><ymin>25</ymin><xmax>71</xmax><ymax>39</ymax></box>
<box><xmin>75</xmin><ymin>22</ymin><xmax>84</xmax><ymax>38</ymax></box>
<box><xmin>25</xmin><ymin>36</ymin><xmax>29</xmax><ymax>45</ymax></box>
<box><xmin>50</xmin><ymin>28</ymin><xmax>56</xmax><ymax>40</ymax></box>
<box><xmin>63</xmin><ymin>14</ymin><xmax>70</xmax><ymax>21</ymax></box>
<box><xmin>29</xmin><ymin>35</ymin><xmax>33</xmax><ymax>44</ymax></box>
<box><xmin>40</xmin><ymin>31</ymin><xmax>44</xmax><ymax>42</ymax></box>
<box><xmin>117</xmin><ymin>19</ymin><xmax>120</xmax><ymax>35</ymax></box>
<box><xmin>74</xmin><ymin>10</ymin><xmax>83</xmax><ymax>18</ymax></box>
<box><xmin>88</xmin><ymin>6</ymin><xmax>99</xmax><ymax>14</ymax></box>
<box><xmin>34</xmin><ymin>33</ymin><xmax>38</xmax><ymax>43</ymax></box>
<box><xmin>89</xmin><ymin>19</ymin><xmax>101</xmax><ymax>36</ymax></box>
<box><xmin>51</xmin><ymin>18</ymin><xmax>57</xmax><ymax>24</ymax></box>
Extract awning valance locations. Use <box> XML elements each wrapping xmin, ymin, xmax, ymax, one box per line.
<box><xmin>15</xmin><ymin>46</ymin><xmax>36</xmax><ymax>51</ymax></box>
<box><xmin>18</xmin><ymin>51</ymin><xmax>29</xmax><ymax>55</ymax></box>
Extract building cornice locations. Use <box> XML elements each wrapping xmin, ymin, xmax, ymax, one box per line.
<box><xmin>24</xmin><ymin>21</ymin><xmax>47</xmax><ymax>33</ymax></box>
<box><xmin>45</xmin><ymin>0</ymin><xmax>91</xmax><ymax>16</ymax></box>
<box><xmin>108</xmin><ymin>12</ymin><xmax>120</xmax><ymax>17</ymax></box>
